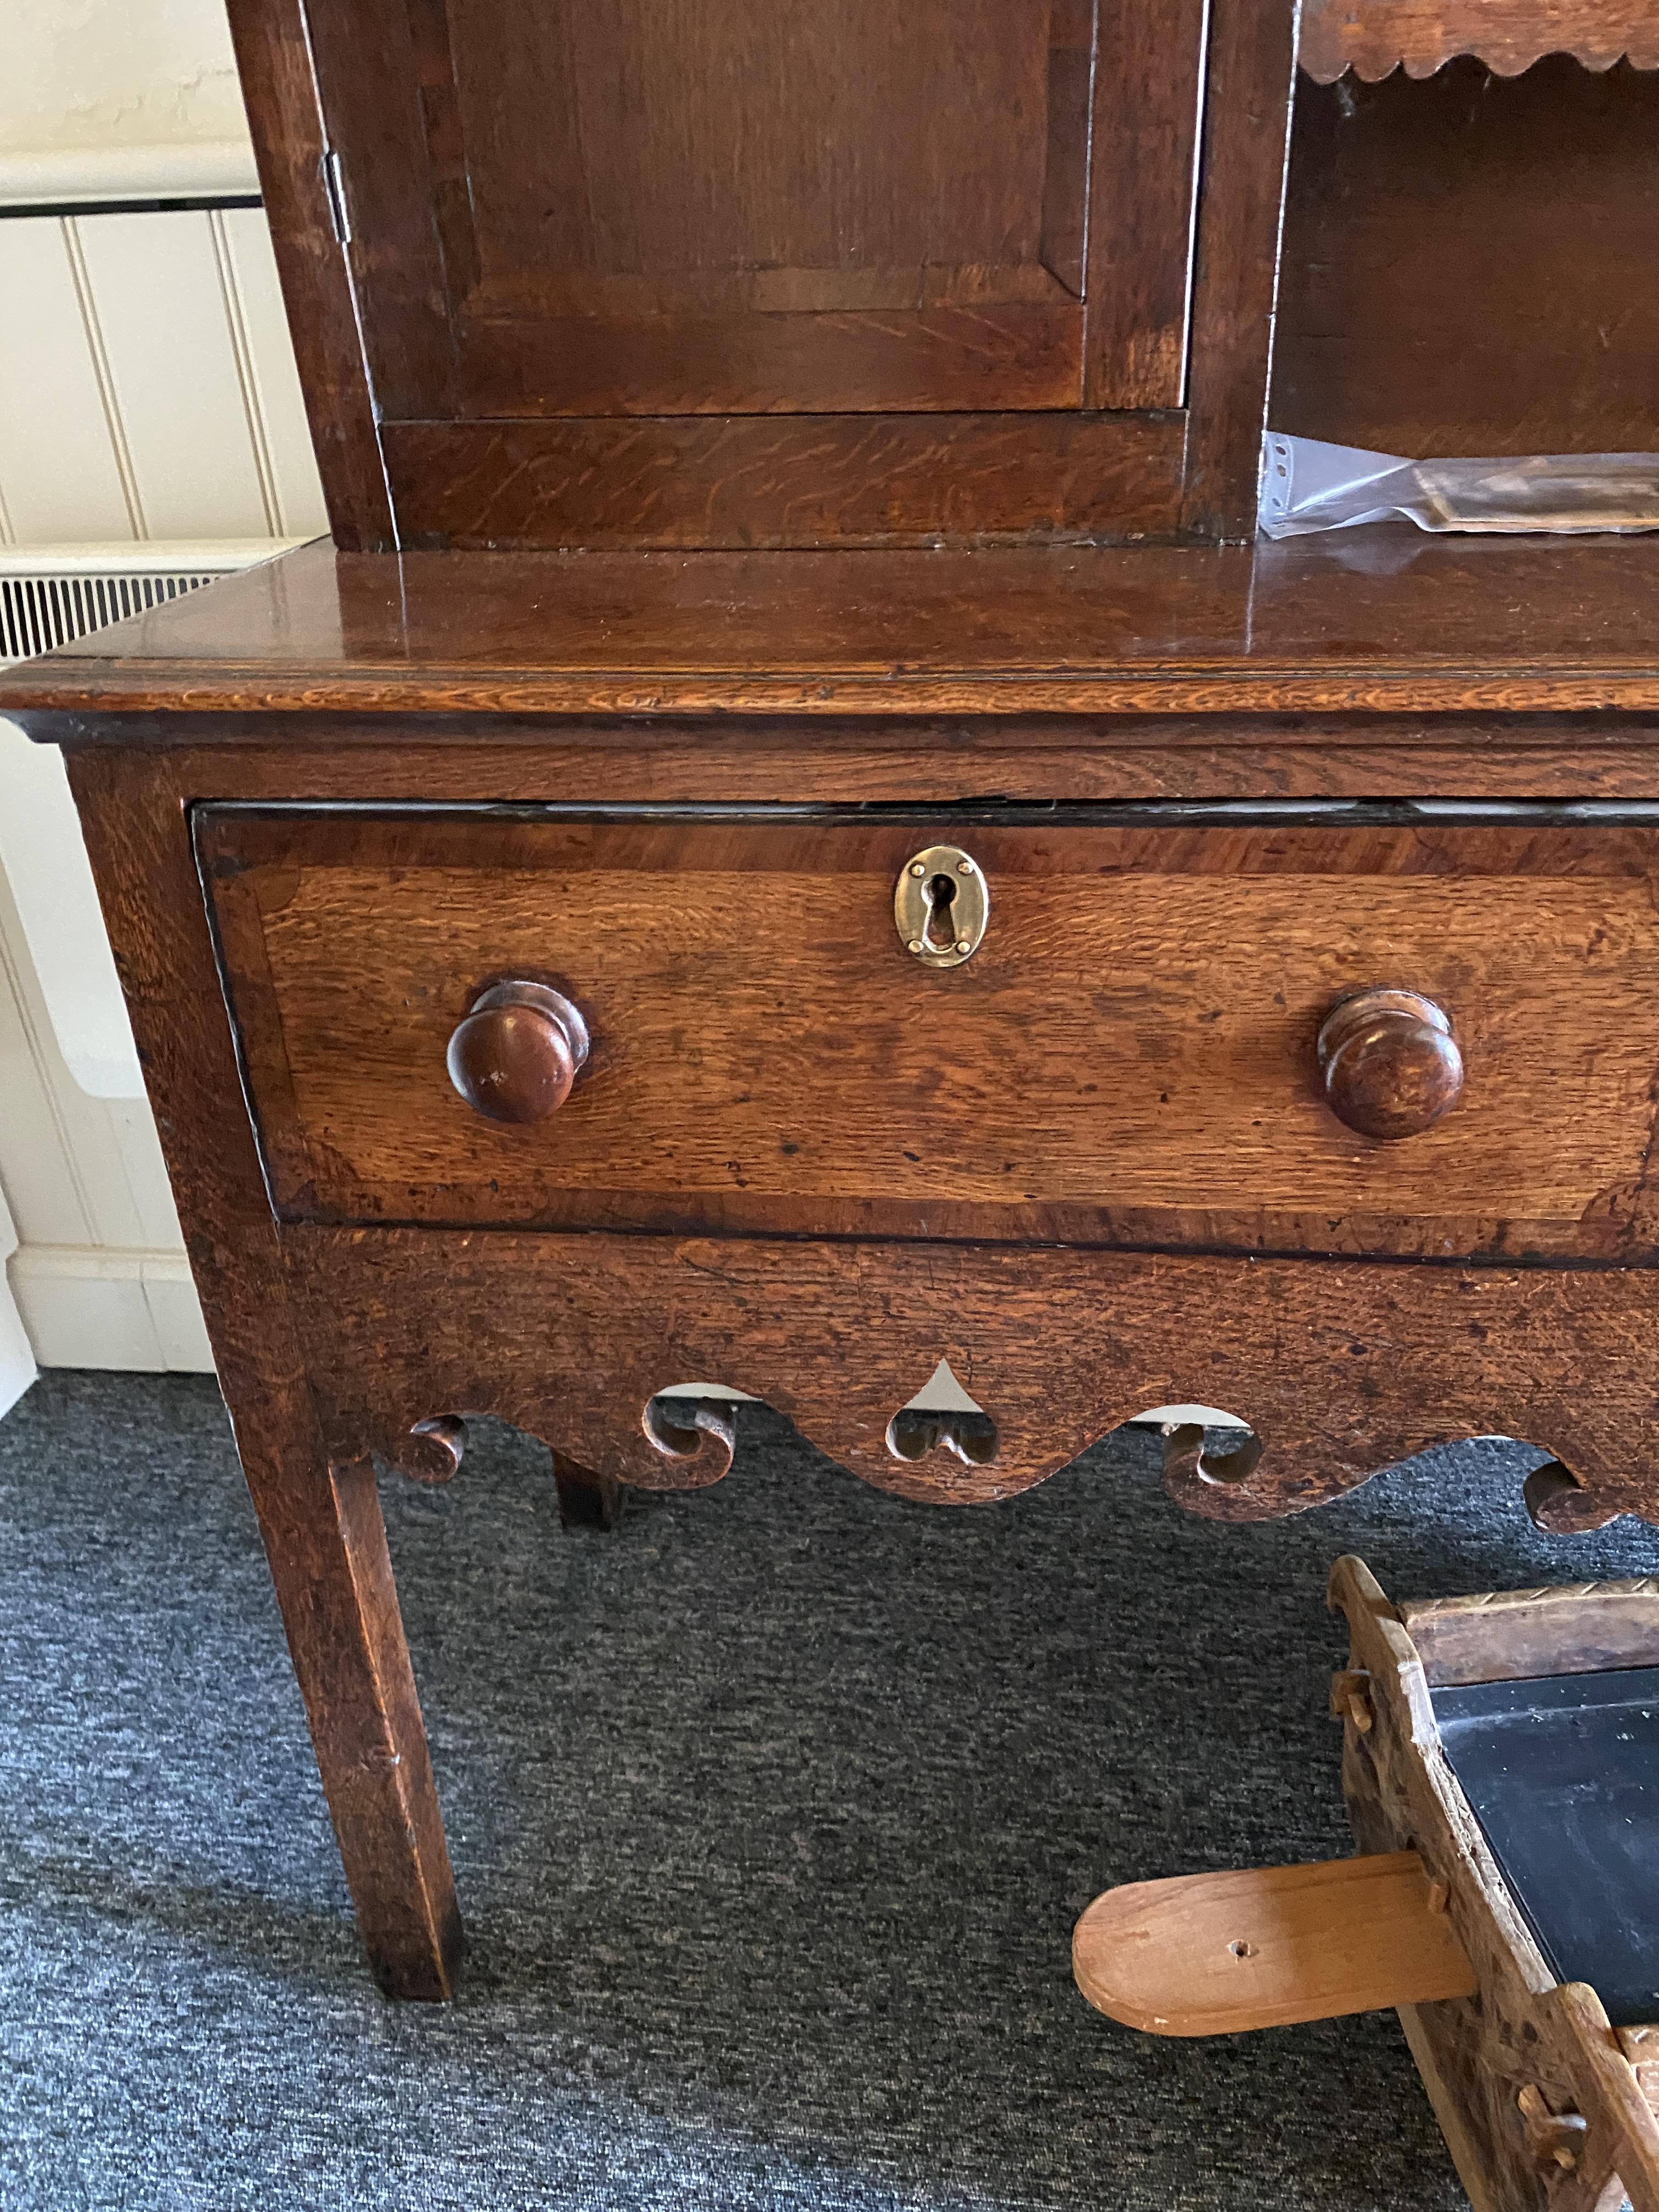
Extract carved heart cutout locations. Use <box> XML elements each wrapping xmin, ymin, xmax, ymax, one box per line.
<box><xmin>887</xmin><ymin>1408</ymin><xmax>1000</xmax><ymax>1466</ymax></box>
<box><xmin>885</xmin><ymin>1361</ymin><xmax>999</xmax><ymax>1467</ymax></box>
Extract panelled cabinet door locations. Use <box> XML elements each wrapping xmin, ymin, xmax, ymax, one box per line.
<box><xmin>450</xmin><ymin>0</ymin><xmax>1095</xmax><ymax>418</ymax></box>
<box><xmin>299</xmin><ymin>0</ymin><xmax>1212</xmax><ymax>545</ymax></box>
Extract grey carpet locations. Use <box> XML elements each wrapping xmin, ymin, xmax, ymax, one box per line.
<box><xmin>3</xmin><ymin>1373</ymin><xmax>1658</xmax><ymax>2211</ymax></box>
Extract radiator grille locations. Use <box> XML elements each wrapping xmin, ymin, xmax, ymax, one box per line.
<box><xmin>0</xmin><ymin>568</ymin><xmax>218</xmax><ymax>664</ymax></box>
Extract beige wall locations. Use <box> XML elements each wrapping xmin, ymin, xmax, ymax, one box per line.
<box><xmin>0</xmin><ymin>0</ymin><xmax>248</xmax><ymax>157</ymax></box>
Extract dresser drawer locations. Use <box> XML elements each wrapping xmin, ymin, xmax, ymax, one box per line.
<box><xmin>198</xmin><ymin>806</ymin><xmax>1659</xmax><ymax>1260</ymax></box>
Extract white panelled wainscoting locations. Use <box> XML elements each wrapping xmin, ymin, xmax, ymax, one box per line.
<box><xmin>0</xmin><ymin>140</ymin><xmax>328</xmax><ymax>1412</ymax></box>
<box><xmin>0</xmin><ymin>202</ymin><xmax>323</xmax><ymax>545</ymax></box>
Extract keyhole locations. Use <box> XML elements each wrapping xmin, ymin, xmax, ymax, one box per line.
<box><xmin>923</xmin><ymin>873</ymin><xmax>957</xmax><ymax>952</ymax></box>
<box><xmin>894</xmin><ymin>846</ymin><xmax>988</xmax><ymax>966</ymax></box>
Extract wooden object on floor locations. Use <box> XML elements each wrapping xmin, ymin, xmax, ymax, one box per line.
<box><xmin>1398</xmin><ymin>1578</ymin><xmax>1659</xmax><ymax>1689</ymax></box>
<box><xmin>1073</xmin><ymin>1562</ymin><xmax>1659</xmax><ymax>2210</ymax></box>
<box><xmin>1333</xmin><ymin>1560</ymin><xmax>1659</xmax><ymax>2212</ymax></box>
<box><xmin>1072</xmin><ymin>1852</ymin><xmax>1478</xmax><ymax>2033</ymax></box>
<box><xmin>1431</xmin><ymin>1666</ymin><xmax>1659</xmax><ymax>2029</ymax></box>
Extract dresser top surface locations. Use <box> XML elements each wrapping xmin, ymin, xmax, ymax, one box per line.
<box><xmin>7</xmin><ymin>532</ymin><xmax>1659</xmax><ymax>724</ymax></box>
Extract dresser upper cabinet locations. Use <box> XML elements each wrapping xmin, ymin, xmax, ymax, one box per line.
<box><xmin>233</xmin><ymin>0</ymin><xmax>1297</xmax><ymax>548</ymax></box>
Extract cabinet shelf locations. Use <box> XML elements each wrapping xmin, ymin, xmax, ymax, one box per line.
<box><xmin>1300</xmin><ymin>0</ymin><xmax>1659</xmax><ymax>82</ymax></box>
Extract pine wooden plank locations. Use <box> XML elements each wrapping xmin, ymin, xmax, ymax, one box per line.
<box><xmin>1072</xmin><ymin>1851</ymin><xmax>1479</xmax><ymax>2036</ymax></box>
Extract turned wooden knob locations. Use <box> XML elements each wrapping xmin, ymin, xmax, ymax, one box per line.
<box><xmin>447</xmin><ymin>981</ymin><xmax>589</xmax><ymax>1125</ymax></box>
<box><xmin>1317</xmin><ymin>988</ymin><xmax>1463</xmax><ymax>1141</ymax></box>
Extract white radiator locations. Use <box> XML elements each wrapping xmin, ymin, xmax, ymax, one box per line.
<box><xmin>2</xmin><ymin>560</ymin><xmax>223</xmax><ymax>663</ymax></box>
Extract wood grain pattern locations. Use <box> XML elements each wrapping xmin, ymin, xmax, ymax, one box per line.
<box><xmin>65</xmin><ymin>750</ymin><xmax>462</xmax><ymax>2001</ymax></box>
<box><xmin>1331</xmin><ymin>1560</ymin><xmax>1659</xmax><ymax>2212</ymax></box>
<box><xmin>295</xmin><ymin>0</ymin><xmax>462</xmax><ymax>426</ymax></box>
<box><xmin>1276</xmin><ymin>61</ymin><xmax>1659</xmax><ymax>461</ymax></box>
<box><xmin>17</xmin><ymin>537</ymin><xmax>1659</xmax><ymax>724</ymax></box>
<box><xmin>233</xmin><ymin>0</ymin><xmax>1267</xmax><ymax>541</ymax></box>
<box><xmin>1073</xmin><ymin>1852</ymin><xmax>1479</xmax><ymax>2033</ymax></box>
<box><xmin>282</xmin><ymin>1226</ymin><xmax>1659</xmax><ymax>1526</ymax></box>
<box><xmin>1039</xmin><ymin>0</ymin><xmax>1094</xmax><ymax>296</ymax></box>
<box><xmin>33</xmin><ymin>668</ymin><xmax>1659</xmax><ymax>720</ymax></box>
<box><xmin>1177</xmin><ymin>0</ymin><xmax>1299</xmax><ymax>540</ymax></box>
<box><xmin>1400</xmin><ymin>1579</ymin><xmax>1659</xmax><ymax>1687</ymax></box>
<box><xmin>199</xmin><ymin>810</ymin><xmax>1659</xmax><ymax>1263</ymax></box>
<box><xmin>54</xmin><ymin>729</ymin><xmax>1659</xmax><ymax>805</ymax></box>
<box><xmin>1084</xmin><ymin>0</ymin><xmax>1209</xmax><ymax>410</ymax></box>
<box><xmin>1317</xmin><ymin>988</ymin><xmax>1464</xmax><ymax>1143</ymax></box>
<box><xmin>1300</xmin><ymin>0</ymin><xmax>1659</xmax><ymax>82</ymax></box>
<box><xmin>1620</xmin><ymin>2022</ymin><xmax>1659</xmax><ymax>2109</ymax></box>
<box><xmin>435</xmin><ymin>0</ymin><xmax>1062</xmax><ymax>294</ymax></box>
<box><xmin>24</xmin><ymin>723</ymin><xmax>1659</xmax><ymax>810</ymax></box>
<box><xmin>222</xmin><ymin>0</ymin><xmax>393</xmax><ymax>549</ymax></box>
<box><xmin>457</xmin><ymin>301</ymin><xmax>1085</xmax><ymax>419</ymax></box>
<box><xmin>1549</xmin><ymin>1983</ymin><xmax>1659</xmax><ymax>2212</ymax></box>
<box><xmin>405</xmin><ymin>0</ymin><xmax>1094</xmax><ymax>420</ymax></box>
<box><xmin>382</xmin><ymin>411</ymin><xmax>1184</xmax><ymax>551</ymax></box>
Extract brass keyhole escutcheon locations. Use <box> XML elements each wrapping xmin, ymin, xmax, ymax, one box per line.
<box><xmin>894</xmin><ymin>845</ymin><xmax>989</xmax><ymax>968</ymax></box>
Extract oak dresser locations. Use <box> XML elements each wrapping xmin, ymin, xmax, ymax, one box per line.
<box><xmin>3</xmin><ymin>0</ymin><xmax>1658</xmax><ymax>2000</ymax></box>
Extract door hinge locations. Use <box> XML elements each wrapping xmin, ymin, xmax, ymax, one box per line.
<box><xmin>321</xmin><ymin>148</ymin><xmax>351</xmax><ymax>245</ymax></box>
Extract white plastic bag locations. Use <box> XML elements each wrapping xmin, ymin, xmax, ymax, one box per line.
<box><xmin>1260</xmin><ymin>434</ymin><xmax>1659</xmax><ymax>537</ymax></box>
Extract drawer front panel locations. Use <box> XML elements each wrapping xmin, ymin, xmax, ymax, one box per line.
<box><xmin>199</xmin><ymin>809</ymin><xmax>1659</xmax><ymax>1259</ymax></box>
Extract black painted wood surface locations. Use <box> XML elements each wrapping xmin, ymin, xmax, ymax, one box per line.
<box><xmin>1433</xmin><ymin>1665</ymin><xmax>1659</xmax><ymax>2027</ymax></box>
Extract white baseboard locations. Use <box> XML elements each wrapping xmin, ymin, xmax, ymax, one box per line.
<box><xmin>0</xmin><ymin>1294</ymin><xmax>35</xmax><ymax>1413</ymax></box>
<box><xmin>0</xmin><ymin>1185</ymin><xmax>37</xmax><ymax>1415</ymax></box>
<box><xmin>9</xmin><ymin>1244</ymin><xmax>215</xmax><ymax>1373</ymax></box>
